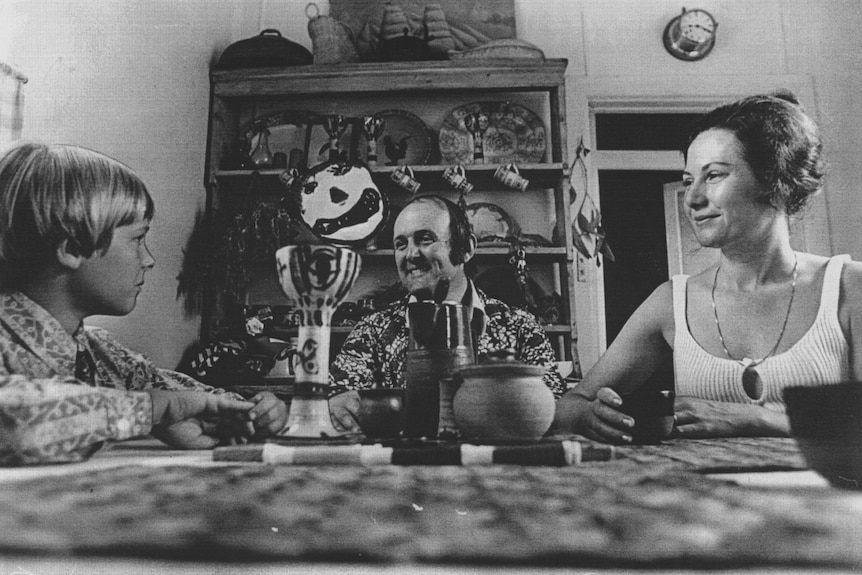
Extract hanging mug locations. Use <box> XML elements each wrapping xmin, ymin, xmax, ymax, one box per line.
<box><xmin>391</xmin><ymin>165</ymin><xmax>421</xmax><ymax>194</ymax></box>
<box><xmin>494</xmin><ymin>162</ymin><xmax>529</xmax><ymax>192</ymax></box>
<box><xmin>443</xmin><ymin>163</ymin><xmax>473</xmax><ymax>194</ymax></box>
<box><xmin>279</xmin><ymin>168</ymin><xmax>300</xmax><ymax>190</ymax></box>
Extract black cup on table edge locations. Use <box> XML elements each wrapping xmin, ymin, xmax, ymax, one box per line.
<box><xmin>784</xmin><ymin>382</ymin><xmax>862</xmax><ymax>490</ymax></box>
<box><xmin>619</xmin><ymin>389</ymin><xmax>675</xmax><ymax>444</ymax></box>
<box><xmin>356</xmin><ymin>388</ymin><xmax>405</xmax><ymax>440</ymax></box>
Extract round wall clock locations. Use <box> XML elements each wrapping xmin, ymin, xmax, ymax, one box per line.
<box><xmin>663</xmin><ymin>8</ymin><xmax>717</xmax><ymax>61</ymax></box>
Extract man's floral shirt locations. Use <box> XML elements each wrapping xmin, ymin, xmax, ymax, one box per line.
<box><xmin>330</xmin><ymin>288</ymin><xmax>566</xmax><ymax>397</ymax></box>
<box><xmin>0</xmin><ymin>291</ymin><xmax>237</xmax><ymax>465</ymax></box>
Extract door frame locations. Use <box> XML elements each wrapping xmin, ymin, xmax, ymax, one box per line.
<box><xmin>567</xmin><ymin>74</ymin><xmax>831</xmax><ymax>371</ymax></box>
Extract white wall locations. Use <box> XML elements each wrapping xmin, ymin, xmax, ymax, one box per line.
<box><xmin>6</xmin><ymin>0</ymin><xmax>861</xmax><ymax>369</ymax></box>
<box><xmin>6</xmin><ymin>0</ymin><xmax>241</xmax><ymax>367</ymax></box>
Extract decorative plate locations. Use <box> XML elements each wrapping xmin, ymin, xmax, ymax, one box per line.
<box><xmin>465</xmin><ymin>202</ymin><xmax>519</xmax><ymax>241</ymax></box>
<box><xmin>438</xmin><ymin>101</ymin><xmax>546</xmax><ymax>165</ymax></box>
<box><xmin>359</xmin><ymin>109</ymin><xmax>433</xmax><ymax>166</ymax></box>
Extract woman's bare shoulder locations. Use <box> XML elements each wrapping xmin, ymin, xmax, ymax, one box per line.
<box><xmin>836</xmin><ymin>258</ymin><xmax>862</xmax><ymax>343</ymax></box>
<box><xmin>633</xmin><ymin>279</ymin><xmax>677</xmax><ymax>332</ymax></box>
<box><xmin>839</xmin><ymin>258</ymin><xmax>862</xmax><ymax>300</ymax></box>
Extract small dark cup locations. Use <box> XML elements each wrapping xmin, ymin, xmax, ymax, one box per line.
<box><xmin>784</xmin><ymin>382</ymin><xmax>862</xmax><ymax>490</ymax></box>
<box><xmin>619</xmin><ymin>389</ymin><xmax>675</xmax><ymax>444</ymax></box>
<box><xmin>357</xmin><ymin>388</ymin><xmax>405</xmax><ymax>440</ymax></box>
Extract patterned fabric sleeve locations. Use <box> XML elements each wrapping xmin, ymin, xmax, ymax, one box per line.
<box><xmin>0</xmin><ymin>375</ymin><xmax>152</xmax><ymax>465</ymax></box>
<box><xmin>86</xmin><ymin>327</ymin><xmax>243</xmax><ymax>399</ymax></box>
<box><xmin>329</xmin><ymin>313</ymin><xmax>383</xmax><ymax>395</ymax></box>
<box><xmin>480</xmin><ymin>297</ymin><xmax>567</xmax><ymax>398</ymax></box>
<box><xmin>509</xmin><ymin>308</ymin><xmax>566</xmax><ymax>398</ymax></box>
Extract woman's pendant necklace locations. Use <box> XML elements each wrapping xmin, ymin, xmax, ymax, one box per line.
<box><xmin>711</xmin><ymin>253</ymin><xmax>798</xmax><ymax>400</ymax></box>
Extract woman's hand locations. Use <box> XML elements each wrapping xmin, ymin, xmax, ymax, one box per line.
<box><xmin>555</xmin><ymin>387</ymin><xmax>635</xmax><ymax>444</ymax></box>
<box><xmin>672</xmin><ymin>396</ymin><xmax>790</xmax><ymax>438</ymax></box>
<box><xmin>248</xmin><ymin>392</ymin><xmax>289</xmax><ymax>438</ymax></box>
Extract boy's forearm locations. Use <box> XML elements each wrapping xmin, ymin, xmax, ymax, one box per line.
<box><xmin>0</xmin><ymin>377</ymin><xmax>152</xmax><ymax>465</ymax></box>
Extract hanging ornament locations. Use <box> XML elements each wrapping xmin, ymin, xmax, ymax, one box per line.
<box><xmin>508</xmin><ymin>245</ymin><xmax>530</xmax><ymax>303</ymax></box>
<box><xmin>570</xmin><ymin>136</ymin><xmax>614</xmax><ymax>266</ymax></box>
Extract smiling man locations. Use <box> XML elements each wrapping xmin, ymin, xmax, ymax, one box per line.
<box><xmin>328</xmin><ymin>194</ymin><xmax>565</xmax><ymax>431</ymax></box>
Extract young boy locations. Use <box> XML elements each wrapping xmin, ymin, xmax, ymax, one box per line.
<box><xmin>0</xmin><ymin>142</ymin><xmax>288</xmax><ymax>464</ymax></box>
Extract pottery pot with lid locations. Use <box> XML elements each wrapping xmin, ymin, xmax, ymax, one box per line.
<box><xmin>215</xmin><ymin>29</ymin><xmax>312</xmax><ymax>70</ymax></box>
<box><xmin>452</xmin><ymin>349</ymin><xmax>555</xmax><ymax>441</ymax></box>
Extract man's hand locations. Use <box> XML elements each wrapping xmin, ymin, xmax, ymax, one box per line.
<box><xmin>148</xmin><ymin>389</ymin><xmax>254</xmax><ymax>449</ymax></box>
<box><xmin>328</xmin><ymin>390</ymin><xmax>361</xmax><ymax>432</ymax></box>
<box><xmin>248</xmin><ymin>391</ymin><xmax>289</xmax><ymax>438</ymax></box>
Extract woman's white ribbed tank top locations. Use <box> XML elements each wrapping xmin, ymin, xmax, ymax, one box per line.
<box><xmin>673</xmin><ymin>255</ymin><xmax>851</xmax><ymax>412</ymax></box>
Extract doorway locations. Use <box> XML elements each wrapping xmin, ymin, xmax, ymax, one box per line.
<box><xmin>594</xmin><ymin>112</ymin><xmax>700</xmax><ymax>345</ymax></box>
<box><xmin>593</xmin><ymin>112</ymin><xmax>702</xmax><ymax>392</ymax></box>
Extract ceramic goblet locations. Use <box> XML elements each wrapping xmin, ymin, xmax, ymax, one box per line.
<box><xmin>275</xmin><ymin>245</ymin><xmax>361</xmax><ymax>437</ymax></box>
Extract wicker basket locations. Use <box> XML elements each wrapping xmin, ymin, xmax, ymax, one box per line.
<box><xmin>307</xmin><ymin>3</ymin><xmax>359</xmax><ymax>64</ymax></box>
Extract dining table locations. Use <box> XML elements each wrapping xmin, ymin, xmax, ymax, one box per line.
<box><xmin>0</xmin><ymin>434</ymin><xmax>860</xmax><ymax>575</ymax></box>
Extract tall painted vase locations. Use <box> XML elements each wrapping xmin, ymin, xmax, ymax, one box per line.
<box><xmin>275</xmin><ymin>245</ymin><xmax>361</xmax><ymax>437</ymax></box>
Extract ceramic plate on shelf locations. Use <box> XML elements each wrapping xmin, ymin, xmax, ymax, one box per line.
<box><xmin>465</xmin><ymin>202</ymin><xmax>520</xmax><ymax>241</ymax></box>
<box><xmin>438</xmin><ymin>101</ymin><xmax>546</xmax><ymax>165</ymax></box>
<box><xmin>359</xmin><ymin>109</ymin><xmax>433</xmax><ymax>166</ymax></box>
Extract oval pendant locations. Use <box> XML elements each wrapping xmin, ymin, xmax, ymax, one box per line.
<box><xmin>742</xmin><ymin>367</ymin><xmax>763</xmax><ymax>401</ymax></box>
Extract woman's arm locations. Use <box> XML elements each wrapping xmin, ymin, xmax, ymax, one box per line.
<box><xmin>672</xmin><ymin>396</ymin><xmax>790</xmax><ymax>438</ymax></box>
<box><xmin>838</xmin><ymin>261</ymin><xmax>862</xmax><ymax>381</ymax></box>
<box><xmin>554</xmin><ymin>282</ymin><xmax>675</xmax><ymax>442</ymax></box>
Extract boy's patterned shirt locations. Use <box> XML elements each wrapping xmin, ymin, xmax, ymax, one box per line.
<box><xmin>329</xmin><ymin>288</ymin><xmax>566</xmax><ymax>397</ymax></box>
<box><xmin>0</xmin><ymin>291</ymin><xmax>236</xmax><ymax>465</ymax></box>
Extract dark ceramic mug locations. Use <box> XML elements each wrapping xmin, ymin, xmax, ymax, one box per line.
<box><xmin>356</xmin><ymin>388</ymin><xmax>405</xmax><ymax>440</ymax></box>
<box><xmin>619</xmin><ymin>389</ymin><xmax>676</xmax><ymax>444</ymax></box>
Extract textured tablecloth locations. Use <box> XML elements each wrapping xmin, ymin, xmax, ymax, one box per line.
<box><xmin>1</xmin><ymin>437</ymin><xmax>860</xmax><ymax>569</ymax></box>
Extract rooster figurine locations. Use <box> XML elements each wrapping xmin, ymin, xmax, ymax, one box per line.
<box><xmin>383</xmin><ymin>134</ymin><xmax>412</xmax><ymax>165</ymax></box>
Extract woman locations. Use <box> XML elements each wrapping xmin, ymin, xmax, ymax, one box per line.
<box><xmin>0</xmin><ymin>142</ymin><xmax>287</xmax><ymax>464</ymax></box>
<box><xmin>555</xmin><ymin>92</ymin><xmax>862</xmax><ymax>443</ymax></box>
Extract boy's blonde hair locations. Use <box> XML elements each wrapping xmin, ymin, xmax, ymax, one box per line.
<box><xmin>0</xmin><ymin>142</ymin><xmax>154</xmax><ymax>284</ymax></box>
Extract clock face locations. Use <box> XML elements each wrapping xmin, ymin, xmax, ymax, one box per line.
<box><xmin>680</xmin><ymin>10</ymin><xmax>715</xmax><ymax>43</ymax></box>
<box><xmin>663</xmin><ymin>8</ymin><xmax>717</xmax><ymax>61</ymax></box>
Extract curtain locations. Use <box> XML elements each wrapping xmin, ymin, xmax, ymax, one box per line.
<box><xmin>0</xmin><ymin>61</ymin><xmax>26</xmax><ymax>146</ymax></box>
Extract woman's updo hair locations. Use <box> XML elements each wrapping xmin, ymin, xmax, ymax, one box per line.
<box><xmin>684</xmin><ymin>91</ymin><xmax>824</xmax><ymax>215</ymax></box>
